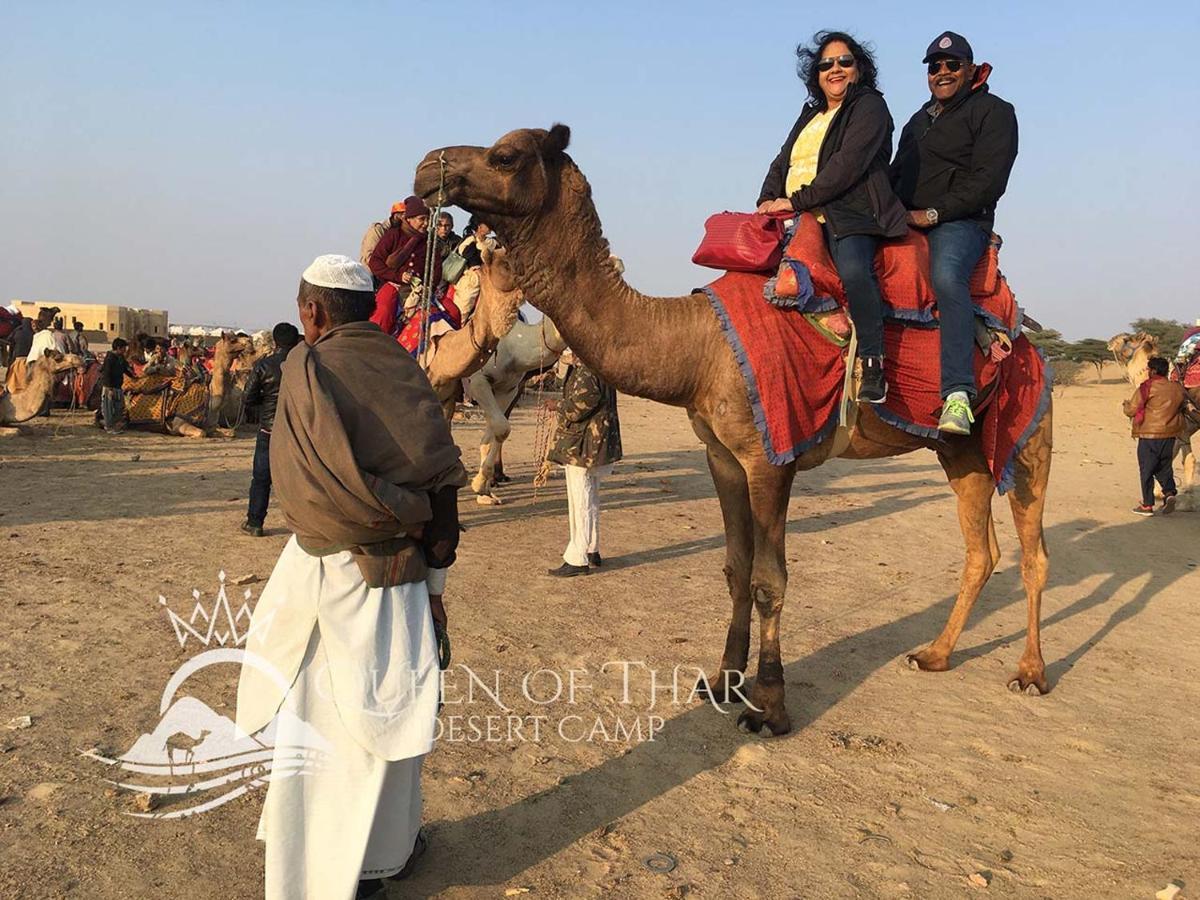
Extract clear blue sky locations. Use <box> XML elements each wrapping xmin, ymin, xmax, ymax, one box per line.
<box><xmin>3</xmin><ymin>1</ymin><xmax>1197</xmax><ymax>339</ymax></box>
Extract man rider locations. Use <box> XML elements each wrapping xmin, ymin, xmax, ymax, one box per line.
<box><xmin>890</xmin><ymin>31</ymin><xmax>1018</xmax><ymax>435</ymax></box>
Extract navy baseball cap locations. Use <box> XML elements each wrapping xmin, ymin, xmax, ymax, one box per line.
<box><xmin>923</xmin><ymin>31</ymin><xmax>973</xmax><ymax>63</ymax></box>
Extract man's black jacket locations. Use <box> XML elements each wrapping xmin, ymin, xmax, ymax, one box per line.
<box><xmin>889</xmin><ymin>68</ymin><xmax>1018</xmax><ymax>229</ymax></box>
<box><xmin>243</xmin><ymin>347</ymin><xmax>289</xmax><ymax>430</ymax></box>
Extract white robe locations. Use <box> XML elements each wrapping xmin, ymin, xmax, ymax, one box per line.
<box><xmin>236</xmin><ymin>537</ymin><xmax>441</xmax><ymax>900</ymax></box>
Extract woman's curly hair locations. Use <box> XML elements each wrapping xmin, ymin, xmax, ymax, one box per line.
<box><xmin>796</xmin><ymin>30</ymin><xmax>880</xmax><ymax>110</ymax></box>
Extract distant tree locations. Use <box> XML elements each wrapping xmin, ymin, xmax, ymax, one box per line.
<box><xmin>1065</xmin><ymin>338</ymin><xmax>1111</xmax><ymax>381</ymax></box>
<box><xmin>1130</xmin><ymin>317</ymin><xmax>1189</xmax><ymax>352</ymax></box>
<box><xmin>1026</xmin><ymin>328</ymin><xmax>1068</xmax><ymax>358</ymax></box>
<box><xmin>1051</xmin><ymin>359</ymin><xmax>1084</xmax><ymax>395</ymax></box>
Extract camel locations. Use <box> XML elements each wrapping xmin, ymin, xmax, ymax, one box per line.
<box><xmin>1107</xmin><ymin>332</ymin><xmax>1158</xmax><ymax>387</ymax></box>
<box><xmin>426</xmin><ymin>247</ymin><xmax>525</xmax><ymax>389</ymax></box>
<box><xmin>465</xmin><ymin>314</ymin><xmax>567</xmax><ymax>502</ymax></box>
<box><xmin>0</xmin><ymin>351</ymin><xmax>84</xmax><ymax>428</ymax></box>
<box><xmin>416</xmin><ymin>125</ymin><xmax>1054</xmax><ymax>736</ymax></box>
<box><xmin>208</xmin><ymin>333</ymin><xmax>252</xmax><ymax>428</ymax></box>
<box><xmin>164</xmin><ymin>728</ymin><xmax>211</xmax><ymax>777</ymax></box>
<box><xmin>425</xmin><ymin>246</ymin><xmax>526</xmax><ymax>422</ymax></box>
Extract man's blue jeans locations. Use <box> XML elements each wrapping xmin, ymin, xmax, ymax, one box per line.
<box><xmin>928</xmin><ymin>220</ymin><xmax>989</xmax><ymax>399</ymax></box>
<box><xmin>825</xmin><ymin>228</ymin><xmax>885</xmax><ymax>359</ymax></box>
<box><xmin>247</xmin><ymin>429</ymin><xmax>272</xmax><ymax>527</ymax></box>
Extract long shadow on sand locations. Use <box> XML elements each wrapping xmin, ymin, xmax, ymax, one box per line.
<box><xmin>406</xmin><ymin>514</ymin><xmax>1192</xmax><ymax>893</ymax></box>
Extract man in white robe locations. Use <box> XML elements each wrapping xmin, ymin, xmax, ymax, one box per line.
<box><xmin>237</xmin><ymin>255</ymin><xmax>466</xmax><ymax>900</ymax></box>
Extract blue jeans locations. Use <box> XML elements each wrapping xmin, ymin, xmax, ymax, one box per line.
<box><xmin>928</xmin><ymin>220</ymin><xmax>989</xmax><ymax>399</ymax></box>
<box><xmin>825</xmin><ymin>228</ymin><xmax>884</xmax><ymax>359</ymax></box>
<box><xmin>247</xmin><ymin>429</ymin><xmax>272</xmax><ymax>527</ymax></box>
<box><xmin>101</xmin><ymin>387</ymin><xmax>124</xmax><ymax>431</ymax></box>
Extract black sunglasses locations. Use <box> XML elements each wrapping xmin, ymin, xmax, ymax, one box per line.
<box><xmin>927</xmin><ymin>59</ymin><xmax>966</xmax><ymax>75</ymax></box>
<box><xmin>817</xmin><ymin>54</ymin><xmax>856</xmax><ymax>72</ymax></box>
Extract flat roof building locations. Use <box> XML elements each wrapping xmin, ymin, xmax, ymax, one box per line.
<box><xmin>11</xmin><ymin>301</ymin><xmax>168</xmax><ymax>343</ymax></box>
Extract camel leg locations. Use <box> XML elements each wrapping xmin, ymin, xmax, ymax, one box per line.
<box><xmin>736</xmin><ymin>456</ymin><xmax>796</xmax><ymax>737</ymax></box>
<box><xmin>907</xmin><ymin>448</ymin><xmax>997</xmax><ymax>672</ymax></box>
<box><xmin>1004</xmin><ymin>406</ymin><xmax>1052</xmax><ymax>695</ymax></box>
<box><xmin>469</xmin><ymin>377</ymin><xmax>513</xmax><ymax>498</ymax></box>
<box><xmin>695</xmin><ymin>438</ymin><xmax>754</xmax><ymax>703</ymax></box>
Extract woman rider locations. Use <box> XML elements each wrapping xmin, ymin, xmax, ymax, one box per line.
<box><xmin>757</xmin><ymin>31</ymin><xmax>907</xmax><ymax>403</ymax></box>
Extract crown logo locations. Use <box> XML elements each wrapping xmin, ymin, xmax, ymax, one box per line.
<box><xmin>158</xmin><ymin>571</ymin><xmax>273</xmax><ymax>649</ymax></box>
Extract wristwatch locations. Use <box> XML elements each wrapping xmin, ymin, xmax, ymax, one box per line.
<box><xmin>925</xmin><ymin>208</ymin><xmax>939</xmax><ymax>226</ymax></box>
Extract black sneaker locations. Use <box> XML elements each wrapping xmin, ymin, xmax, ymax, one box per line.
<box><xmin>493</xmin><ymin>471</ymin><xmax>513</xmax><ymax>485</ymax></box>
<box><xmin>355</xmin><ymin>879</ymin><xmax>385</xmax><ymax>899</ymax></box>
<box><xmin>859</xmin><ymin>357</ymin><xmax>887</xmax><ymax>404</ymax></box>
<box><xmin>587</xmin><ymin>552</ymin><xmax>603</xmax><ymax>567</ymax></box>
<box><xmin>241</xmin><ymin>521</ymin><xmax>264</xmax><ymax>537</ymax></box>
<box><xmin>547</xmin><ymin>562</ymin><xmax>590</xmax><ymax>577</ymax></box>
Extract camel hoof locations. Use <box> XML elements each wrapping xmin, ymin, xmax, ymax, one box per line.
<box><xmin>907</xmin><ymin>657</ymin><xmax>921</xmax><ymax>671</ymax></box>
<box><xmin>906</xmin><ymin>650</ymin><xmax>950</xmax><ymax>673</ymax></box>
<box><xmin>736</xmin><ymin>709</ymin><xmax>790</xmax><ymax>738</ymax></box>
<box><xmin>476</xmin><ymin>493</ymin><xmax>503</xmax><ymax>506</ymax></box>
<box><xmin>1007</xmin><ymin>678</ymin><xmax>1047</xmax><ymax>697</ymax></box>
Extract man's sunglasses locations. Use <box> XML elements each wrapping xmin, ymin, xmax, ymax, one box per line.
<box><xmin>927</xmin><ymin>59</ymin><xmax>966</xmax><ymax>75</ymax></box>
<box><xmin>817</xmin><ymin>54</ymin><xmax>856</xmax><ymax>72</ymax></box>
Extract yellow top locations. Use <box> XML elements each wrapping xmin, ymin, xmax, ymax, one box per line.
<box><xmin>785</xmin><ymin>108</ymin><xmax>839</xmax><ymax>222</ymax></box>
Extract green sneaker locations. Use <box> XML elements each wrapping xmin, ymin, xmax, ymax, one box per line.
<box><xmin>938</xmin><ymin>393</ymin><xmax>975</xmax><ymax>435</ymax></box>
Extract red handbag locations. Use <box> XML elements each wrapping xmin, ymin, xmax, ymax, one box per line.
<box><xmin>692</xmin><ymin>211</ymin><xmax>786</xmax><ymax>272</ymax></box>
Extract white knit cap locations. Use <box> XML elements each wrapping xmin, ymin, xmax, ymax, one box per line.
<box><xmin>301</xmin><ymin>254</ymin><xmax>374</xmax><ymax>292</ymax></box>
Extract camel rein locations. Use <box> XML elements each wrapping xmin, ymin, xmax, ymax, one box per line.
<box><xmin>417</xmin><ymin>152</ymin><xmax>448</xmax><ymax>365</ymax></box>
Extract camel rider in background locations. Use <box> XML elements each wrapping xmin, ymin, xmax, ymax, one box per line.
<box><xmin>890</xmin><ymin>31</ymin><xmax>1018</xmax><ymax>435</ymax></box>
<box><xmin>360</xmin><ymin>201</ymin><xmax>406</xmax><ymax>269</ymax></box>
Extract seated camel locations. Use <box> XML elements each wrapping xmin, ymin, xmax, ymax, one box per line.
<box><xmin>0</xmin><ymin>350</ymin><xmax>84</xmax><ymax>429</ymax></box>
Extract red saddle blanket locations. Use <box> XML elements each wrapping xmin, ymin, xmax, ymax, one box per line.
<box><xmin>700</xmin><ymin>270</ymin><xmax>1049</xmax><ymax>493</ymax></box>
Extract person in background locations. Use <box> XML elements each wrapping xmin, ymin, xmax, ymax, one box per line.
<box><xmin>68</xmin><ymin>322</ymin><xmax>91</xmax><ymax>358</ymax></box>
<box><xmin>890</xmin><ymin>30</ymin><xmax>1019</xmax><ymax>435</ymax></box>
<box><xmin>368</xmin><ymin>195</ymin><xmax>431</xmax><ymax>292</ymax></box>
<box><xmin>434</xmin><ymin>211</ymin><xmax>460</xmax><ymax>267</ymax></box>
<box><xmin>361</xmin><ymin>201</ymin><xmax>406</xmax><ymax>267</ymax></box>
<box><xmin>757</xmin><ymin>30</ymin><xmax>907</xmax><ymax>403</ymax></box>
<box><xmin>450</xmin><ymin>216</ymin><xmax>495</xmax><ymax>322</ymax></box>
<box><xmin>50</xmin><ymin>318</ymin><xmax>69</xmax><ymax>354</ymax></box>
<box><xmin>240</xmin><ymin>322</ymin><xmax>302</xmax><ymax>538</ymax></box>
<box><xmin>27</xmin><ymin>312</ymin><xmax>57</xmax><ymax>362</ymax></box>
<box><xmin>1124</xmin><ymin>356</ymin><xmax>1187</xmax><ymax>517</ymax></box>
<box><xmin>99</xmin><ymin>338</ymin><xmax>134</xmax><ymax>433</ymax></box>
<box><xmin>546</xmin><ymin>349</ymin><xmax>623</xmax><ymax>577</ymax></box>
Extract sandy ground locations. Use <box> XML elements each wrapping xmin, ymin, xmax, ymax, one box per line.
<box><xmin>0</xmin><ymin>379</ymin><xmax>1197</xmax><ymax>899</ymax></box>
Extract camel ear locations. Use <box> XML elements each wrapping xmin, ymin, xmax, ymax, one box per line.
<box><xmin>542</xmin><ymin>123</ymin><xmax>571</xmax><ymax>157</ymax></box>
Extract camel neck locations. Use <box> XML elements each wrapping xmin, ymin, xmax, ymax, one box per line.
<box><xmin>494</xmin><ymin>164</ymin><xmax>711</xmax><ymax>407</ymax></box>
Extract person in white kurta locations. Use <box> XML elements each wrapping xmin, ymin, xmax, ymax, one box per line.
<box><xmin>238</xmin><ymin>539</ymin><xmax>441</xmax><ymax>899</ymax></box>
<box><xmin>236</xmin><ymin>255</ymin><xmax>466</xmax><ymax>900</ymax></box>
<box><xmin>545</xmin><ymin>351</ymin><xmax>623</xmax><ymax>578</ymax></box>
<box><xmin>26</xmin><ymin>324</ymin><xmax>56</xmax><ymax>361</ymax></box>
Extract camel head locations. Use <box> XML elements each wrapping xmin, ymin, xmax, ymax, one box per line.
<box><xmin>213</xmin><ymin>332</ymin><xmax>251</xmax><ymax>363</ymax></box>
<box><xmin>415</xmin><ymin>124</ymin><xmax>576</xmax><ymax>227</ymax></box>
<box><xmin>35</xmin><ymin>349</ymin><xmax>84</xmax><ymax>376</ymax></box>
<box><xmin>479</xmin><ymin>246</ymin><xmax>523</xmax><ymax>338</ymax></box>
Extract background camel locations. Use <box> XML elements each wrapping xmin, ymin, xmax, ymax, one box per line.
<box><xmin>208</xmin><ymin>333</ymin><xmax>251</xmax><ymax>428</ymax></box>
<box><xmin>425</xmin><ymin>247</ymin><xmax>525</xmax><ymax>422</ymax></box>
<box><xmin>416</xmin><ymin>125</ymin><xmax>1054</xmax><ymax>736</ymax></box>
<box><xmin>1107</xmin><ymin>332</ymin><xmax>1158</xmax><ymax>386</ymax></box>
<box><xmin>0</xmin><ymin>351</ymin><xmax>84</xmax><ymax>428</ymax></box>
<box><xmin>465</xmin><ymin>315</ymin><xmax>566</xmax><ymax>503</ymax></box>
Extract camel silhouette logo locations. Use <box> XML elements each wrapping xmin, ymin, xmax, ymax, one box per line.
<box><xmin>81</xmin><ymin>574</ymin><xmax>330</xmax><ymax>819</ymax></box>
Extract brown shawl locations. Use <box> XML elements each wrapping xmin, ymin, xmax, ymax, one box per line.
<box><xmin>270</xmin><ymin>321</ymin><xmax>467</xmax><ymax>585</ymax></box>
